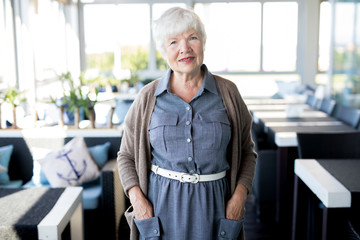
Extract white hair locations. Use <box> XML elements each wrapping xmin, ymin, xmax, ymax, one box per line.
<box><xmin>153</xmin><ymin>7</ymin><xmax>207</xmax><ymax>58</ymax></box>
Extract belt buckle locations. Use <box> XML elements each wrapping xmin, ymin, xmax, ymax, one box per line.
<box><xmin>180</xmin><ymin>173</ymin><xmax>199</xmax><ymax>183</ymax></box>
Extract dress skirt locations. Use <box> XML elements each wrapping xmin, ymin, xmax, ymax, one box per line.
<box><xmin>134</xmin><ymin>172</ymin><xmax>244</xmax><ymax>240</ymax></box>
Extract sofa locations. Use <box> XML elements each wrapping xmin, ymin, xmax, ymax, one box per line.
<box><xmin>0</xmin><ymin>129</ymin><xmax>125</xmax><ymax>240</ymax></box>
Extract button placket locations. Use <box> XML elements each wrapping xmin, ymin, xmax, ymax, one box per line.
<box><xmin>185</xmin><ymin>104</ymin><xmax>195</xmax><ymax>172</ymax></box>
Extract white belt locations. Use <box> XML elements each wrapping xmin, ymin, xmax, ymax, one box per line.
<box><xmin>151</xmin><ymin>165</ymin><xmax>226</xmax><ymax>184</ymax></box>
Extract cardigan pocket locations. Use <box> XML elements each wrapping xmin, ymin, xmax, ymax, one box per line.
<box><xmin>134</xmin><ymin>216</ymin><xmax>161</xmax><ymax>240</ymax></box>
<box><xmin>217</xmin><ymin>218</ymin><xmax>244</xmax><ymax>240</ymax></box>
<box><xmin>124</xmin><ymin>205</ymin><xmax>135</xmax><ymax>227</ymax></box>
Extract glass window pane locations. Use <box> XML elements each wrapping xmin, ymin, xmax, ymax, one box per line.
<box><xmin>84</xmin><ymin>4</ymin><xmax>150</xmax><ymax>81</ymax></box>
<box><xmin>331</xmin><ymin>2</ymin><xmax>359</xmax><ymax>108</ymax></box>
<box><xmin>195</xmin><ymin>3</ymin><xmax>261</xmax><ymax>72</ymax></box>
<box><xmin>153</xmin><ymin>3</ymin><xmax>186</xmax><ymax>21</ymax></box>
<box><xmin>333</xmin><ymin>2</ymin><xmax>355</xmax><ymax>72</ymax></box>
<box><xmin>263</xmin><ymin>2</ymin><xmax>298</xmax><ymax>72</ymax></box>
<box><xmin>0</xmin><ymin>0</ymin><xmax>17</xmax><ymax>90</ymax></box>
<box><xmin>318</xmin><ymin>2</ymin><xmax>331</xmax><ymax>72</ymax></box>
<box><xmin>33</xmin><ymin>1</ymin><xmax>68</xmax><ymax>99</ymax></box>
<box><xmin>357</xmin><ymin>3</ymin><xmax>360</xmax><ymax>46</ymax></box>
<box><xmin>356</xmin><ymin>3</ymin><xmax>360</xmax><ymax>72</ymax></box>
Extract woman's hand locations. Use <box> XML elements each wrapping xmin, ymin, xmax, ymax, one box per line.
<box><xmin>226</xmin><ymin>184</ymin><xmax>248</xmax><ymax>220</ymax></box>
<box><xmin>128</xmin><ymin>186</ymin><xmax>154</xmax><ymax>220</ymax></box>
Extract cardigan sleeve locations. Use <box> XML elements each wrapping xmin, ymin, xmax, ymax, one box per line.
<box><xmin>117</xmin><ymin>80</ymin><xmax>158</xmax><ymax>197</ymax></box>
<box><xmin>236</xmin><ymin>95</ymin><xmax>257</xmax><ymax>192</ymax></box>
<box><xmin>117</xmin><ymin>97</ymin><xmax>141</xmax><ymax>197</ymax></box>
<box><xmin>215</xmin><ymin>75</ymin><xmax>257</xmax><ymax>193</ymax></box>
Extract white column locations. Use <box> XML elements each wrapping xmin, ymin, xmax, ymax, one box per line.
<box><xmin>64</xmin><ymin>3</ymin><xmax>81</xmax><ymax>78</ymax></box>
<box><xmin>148</xmin><ymin>3</ymin><xmax>157</xmax><ymax>72</ymax></box>
<box><xmin>13</xmin><ymin>0</ymin><xmax>36</xmax><ymax>112</ymax></box>
<box><xmin>77</xmin><ymin>1</ymin><xmax>86</xmax><ymax>72</ymax></box>
<box><xmin>297</xmin><ymin>0</ymin><xmax>321</xmax><ymax>90</ymax></box>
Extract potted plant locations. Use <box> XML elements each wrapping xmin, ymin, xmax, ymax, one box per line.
<box><xmin>62</xmin><ymin>76</ymin><xmax>82</xmax><ymax>129</ymax></box>
<box><xmin>50</xmin><ymin>72</ymin><xmax>99</xmax><ymax>129</ymax></box>
<box><xmin>49</xmin><ymin>96</ymin><xmax>66</xmax><ymax>127</ymax></box>
<box><xmin>79</xmin><ymin>89</ymin><xmax>99</xmax><ymax>128</ymax></box>
<box><xmin>4</xmin><ymin>86</ymin><xmax>26</xmax><ymax>129</ymax></box>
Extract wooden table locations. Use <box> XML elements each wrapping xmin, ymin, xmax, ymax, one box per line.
<box><xmin>248</xmin><ymin>104</ymin><xmax>310</xmax><ymax>112</ymax></box>
<box><xmin>268</xmin><ymin>123</ymin><xmax>356</xmax><ymax>147</ymax></box>
<box><xmin>245</xmin><ymin>98</ymin><xmax>301</xmax><ymax>105</ymax></box>
<box><xmin>250</xmin><ymin>103</ymin><xmax>358</xmax><ymax>238</ymax></box>
<box><xmin>267</xmin><ymin>119</ymin><xmax>356</xmax><ymax>237</ymax></box>
<box><xmin>252</xmin><ymin>110</ymin><xmax>329</xmax><ymax>124</ymax></box>
<box><xmin>0</xmin><ymin>187</ymin><xmax>83</xmax><ymax>240</ymax></box>
<box><xmin>38</xmin><ymin>187</ymin><xmax>83</xmax><ymax>240</ymax></box>
<box><xmin>292</xmin><ymin>159</ymin><xmax>360</xmax><ymax>240</ymax></box>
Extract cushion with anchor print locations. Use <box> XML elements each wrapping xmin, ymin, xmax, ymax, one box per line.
<box><xmin>38</xmin><ymin>136</ymin><xmax>100</xmax><ymax>187</ymax></box>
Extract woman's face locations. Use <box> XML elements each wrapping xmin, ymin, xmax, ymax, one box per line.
<box><xmin>165</xmin><ymin>30</ymin><xmax>204</xmax><ymax>76</ymax></box>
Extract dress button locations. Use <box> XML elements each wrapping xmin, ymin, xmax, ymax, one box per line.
<box><xmin>153</xmin><ymin>229</ymin><xmax>158</xmax><ymax>234</ymax></box>
<box><xmin>186</xmin><ymin>121</ymin><xmax>191</xmax><ymax>125</ymax></box>
<box><xmin>220</xmin><ymin>231</ymin><xmax>226</xmax><ymax>236</ymax></box>
<box><xmin>186</xmin><ymin>106</ymin><xmax>191</xmax><ymax>111</ymax></box>
<box><xmin>188</xmin><ymin>157</ymin><xmax>193</xmax><ymax>162</ymax></box>
<box><xmin>187</xmin><ymin>138</ymin><xmax>191</xmax><ymax>143</ymax></box>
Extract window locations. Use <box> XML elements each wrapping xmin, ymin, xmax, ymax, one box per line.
<box><xmin>330</xmin><ymin>1</ymin><xmax>360</xmax><ymax>107</ymax></box>
<box><xmin>84</xmin><ymin>4</ymin><xmax>150</xmax><ymax>82</ymax></box>
<box><xmin>0</xmin><ymin>0</ymin><xmax>17</xmax><ymax>90</ymax></box>
<box><xmin>318</xmin><ymin>1</ymin><xmax>331</xmax><ymax>72</ymax></box>
<box><xmin>195</xmin><ymin>2</ymin><xmax>298</xmax><ymax>73</ymax></box>
<box><xmin>333</xmin><ymin>2</ymin><xmax>357</xmax><ymax>73</ymax></box>
<box><xmin>195</xmin><ymin>3</ymin><xmax>261</xmax><ymax>72</ymax></box>
<box><xmin>82</xmin><ymin>1</ymin><xmax>299</xmax><ymax>81</ymax></box>
<box><xmin>262</xmin><ymin>2</ymin><xmax>298</xmax><ymax>72</ymax></box>
<box><xmin>31</xmin><ymin>1</ymin><xmax>75</xmax><ymax>100</ymax></box>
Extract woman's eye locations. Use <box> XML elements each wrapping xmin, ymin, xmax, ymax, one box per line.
<box><xmin>190</xmin><ymin>36</ymin><xmax>198</xmax><ymax>40</ymax></box>
<box><xmin>170</xmin><ymin>41</ymin><xmax>176</xmax><ymax>45</ymax></box>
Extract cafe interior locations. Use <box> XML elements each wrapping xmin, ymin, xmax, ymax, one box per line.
<box><xmin>0</xmin><ymin>0</ymin><xmax>359</xmax><ymax>239</ymax></box>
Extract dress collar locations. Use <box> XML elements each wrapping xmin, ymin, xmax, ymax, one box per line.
<box><xmin>154</xmin><ymin>64</ymin><xmax>219</xmax><ymax>97</ymax></box>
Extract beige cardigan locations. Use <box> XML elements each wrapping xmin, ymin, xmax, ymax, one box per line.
<box><xmin>117</xmin><ymin>75</ymin><xmax>257</xmax><ymax>240</ymax></box>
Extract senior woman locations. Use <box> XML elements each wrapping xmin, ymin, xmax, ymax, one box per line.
<box><xmin>118</xmin><ymin>7</ymin><xmax>257</xmax><ymax>240</ymax></box>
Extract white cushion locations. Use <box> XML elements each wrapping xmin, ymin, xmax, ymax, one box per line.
<box><xmin>38</xmin><ymin>136</ymin><xmax>100</xmax><ymax>187</ymax></box>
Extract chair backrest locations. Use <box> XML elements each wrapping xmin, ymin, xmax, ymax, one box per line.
<box><xmin>335</xmin><ymin>105</ymin><xmax>360</xmax><ymax>128</ymax></box>
<box><xmin>0</xmin><ymin>138</ymin><xmax>34</xmax><ymax>183</ymax></box>
<box><xmin>319</xmin><ymin>98</ymin><xmax>336</xmax><ymax>115</ymax></box>
<box><xmin>297</xmin><ymin>132</ymin><xmax>360</xmax><ymax>159</ymax></box>
<box><xmin>305</xmin><ymin>94</ymin><xmax>316</xmax><ymax>107</ymax></box>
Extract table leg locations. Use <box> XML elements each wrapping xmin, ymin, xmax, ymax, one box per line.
<box><xmin>292</xmin><ymin>175</ymin><xmax>314</xmax><ymax>240</ymax></box>
<box><xmin>322</xmin><ymin>207</ymin><xmax>349</xmax><ymax>240</ymax></box>
<box><xmin>37</xmin><ymin>187</ymin><xmax>83</xmax><ymax>240</ymax></box>
<box><xmin>70</xmin><ymin>202</ymin><xmax>84</xmax><ymax>240</ymax></box>
<box><xmin>276</xmin><ymin>146</ymin><xmax>298</xmax><ymax>238</ymax></box>
<box><xmin>291</xmin><ymin>175</ymin><xmax>299</xmax><ymax>240</ymax></box>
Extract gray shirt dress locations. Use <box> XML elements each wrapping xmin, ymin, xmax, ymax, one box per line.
<box><xmin>134</xmin><ymin>65</ymin><xmax>244</xmax><ymax>240</ymax></box>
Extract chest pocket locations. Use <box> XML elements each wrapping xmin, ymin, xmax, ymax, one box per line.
<box><xmin>149</xmin><ymin>113</ymin><xmax>179</xmax><ymax>153</ymax></box>
<box><xmin>198</xmin><ymin>111</ymin><xmax>231</xmax><ymax>150</ymax></box>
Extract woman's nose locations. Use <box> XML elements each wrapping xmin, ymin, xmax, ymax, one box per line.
<box><xmin>180</xmin><ymin>41</ymin><xmax>191</xmax><ymax>54</ymax></box>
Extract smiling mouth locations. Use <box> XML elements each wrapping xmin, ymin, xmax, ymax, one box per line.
<box><xmin>179</xmin><ymin>57</ymin><xmax>194</xmax><ymax>62</ymax></box>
